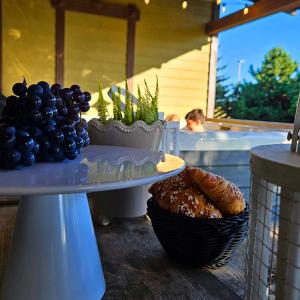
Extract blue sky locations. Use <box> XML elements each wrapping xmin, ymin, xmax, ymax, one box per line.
<box><xmin>218</xmin><ymin>4</ymin><xmax>300</xmax><ymax>85</ymax></box>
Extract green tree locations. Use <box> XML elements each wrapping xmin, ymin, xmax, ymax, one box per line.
<box><xmin>215</xmin><ymin>57</ymin><xmax>231</xmax><ymax>118</ymax></box>
<box><xmin>230</xmin><ymin>47</ymin><xmax>300</xmax><ymax>122</ymax></box>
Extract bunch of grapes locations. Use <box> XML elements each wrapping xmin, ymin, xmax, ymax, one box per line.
<box><xmin>0</xmin><ymin>80</ymin><xmax>91</xmax><ymax>169</ymax></box>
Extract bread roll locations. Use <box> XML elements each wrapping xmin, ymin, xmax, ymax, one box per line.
<box><xmin>149</xmin><ymin>168</ymin><xmax>193</xmax><ymax>195</ymax></box>
<box><xmin>187</xmin><ymin>167</ymin><xmax>245</xmax><ymax>215</ymax></box>
<box><xmin>156</xmin><ymin>188</ymin><xmax>222</xmax><ymax>219</ymax></box>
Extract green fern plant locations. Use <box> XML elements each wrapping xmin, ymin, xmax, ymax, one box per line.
<box><xmin>98</xmin><ymin>77</ymin><xmax>160</xmax><ymax>126</ymax></box>
<box><xmin>98</xmin><ymin>81</ymin><xmax>108</xmax><ymax>123</ymax></box>
<box><xmin>112</xmin><ymin>87</ymin><xmax>123</xmax><ymax>121</ymax></box>
<box><xmin>123</xmin><ymin>80</ymin><xmax>133</xmax><ymax>125</ymax></box>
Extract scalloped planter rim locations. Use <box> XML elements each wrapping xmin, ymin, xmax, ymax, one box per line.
<box><xmin>88</xmin><ymin>119</ymin><xmax>166</xmax><ymax>150</ymax></box>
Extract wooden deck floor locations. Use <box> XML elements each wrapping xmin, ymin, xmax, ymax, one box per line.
<box><xmin>97</xmin><ymin>216</ymin><xmax>246</xmax><ymax>300</ymax></box>
<box><xmin>0</xmin><ymin>206</ymin><xmax>246</xmax><ymax>300</ymax></box>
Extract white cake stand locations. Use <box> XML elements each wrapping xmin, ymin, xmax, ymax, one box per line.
<box><xmin>0</xmin><ymin>145</ymin><xmax>185</xmax><ymax>300</ymax></box>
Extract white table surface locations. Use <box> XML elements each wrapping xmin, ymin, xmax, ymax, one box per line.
<box><xmin>0</xmin><ymin>145</ymin><xmax>185</xmax><ymax>195</ymax></box>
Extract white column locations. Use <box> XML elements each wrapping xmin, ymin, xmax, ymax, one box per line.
<box><xmin>0</xmin><ymin>193</ymin><xmax>105</xmax><ymax>300</ymax></box>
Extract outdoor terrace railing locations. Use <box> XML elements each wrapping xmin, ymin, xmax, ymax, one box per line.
<box><xmin>206</xmin><ymin>118</ymin><xmax>293</xmax><ymax>132</ymax></box>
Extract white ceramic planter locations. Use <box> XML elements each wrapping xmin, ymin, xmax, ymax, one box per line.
<box><xmin>88</xmin><ymin>119</ymin><xmax>165</xmax><ymax>150</ymax></box>
<box><xmin>88</xmin><ymin>118</ymin><xmax>166</xmax><ymax>224</ymax></box>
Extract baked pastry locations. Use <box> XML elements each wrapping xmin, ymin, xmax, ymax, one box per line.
<box><xmin>156</xmin><ymin>188</ymin><xmax>222</xmax><ymax>219</ymax></box>
<box><xmin>187</xmin><ymin>167</ymin><xmax>245</xmax><ymax>216</ymax></box>
<box><xmin>149</xmin><ymin>168</ymin><xmax>193</xmax><ymax>195</ymax></box>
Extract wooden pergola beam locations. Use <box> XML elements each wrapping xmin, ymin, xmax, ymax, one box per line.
<box><xmin>51</xmin><ymin>0</ymin><xmax>139</xmax><ymax>21</ymax></box>
<box><xmin>206</xmin><ymin>0</ymin><xmax>300</xmax><ymax>35</ymax></box>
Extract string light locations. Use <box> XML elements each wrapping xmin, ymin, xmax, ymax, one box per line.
<box><xmin>182</xmin><ymin>1</ymin><xmax>188</xmax><ymax>10</ymax></box>
<box><xmin>243</xmin><ymin>5</ymin><xmax>249</xmax><ymax>15</ymax></box>
<box><xmin>221</xmin><ymin>3</ymin><xmax>226</xmax><ymax>13</ymax></box>
<box><xmin>144</xmin><ymin>0</ymin><xmax>150</xmax><ymax>4</ymax></box>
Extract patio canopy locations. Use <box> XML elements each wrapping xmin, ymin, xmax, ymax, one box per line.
<box><xmin>206</xmin><ymin>0</ymin><xmax>300</xmax><ymax>35</ymax></box>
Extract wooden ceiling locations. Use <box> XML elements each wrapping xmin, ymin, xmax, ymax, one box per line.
<box><xmin>206</xmin><ymin>0</ymin><xmax>300</xmax><ymax>35</ymax></box>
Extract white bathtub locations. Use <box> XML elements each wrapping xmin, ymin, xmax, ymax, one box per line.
<box><xmin>179</xmin><ymin>130</ymin><xmax>289</xmax><ymax>151</ymax></box>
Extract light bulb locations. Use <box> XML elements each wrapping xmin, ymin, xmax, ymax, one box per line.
<box><xmin>221</xmin><ymin>4</ymin><xmax>226</xmax><ymax>13</ymax></box>
<box><xmin>144</xmin><ymin>0</ymin><xmax>150</xmax><ymax>4</ymax></box>
<box><xmin>243</xmin><ymin>6</ymin><xmax>249</xmax><ymax>15</ymax></box>
<box><xmin>216</xmin><ymin>0</ymin><xmax>221</xmax><ymax>5</ymax></box>
<box><xmin>182</xmin><ymin>1</ymin><xmax>188</xmax><ymax>10</ymax></box>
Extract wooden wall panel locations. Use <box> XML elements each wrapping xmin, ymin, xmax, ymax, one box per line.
<box><xmin>64</xmin><ymin>12</ymin><xmax>127</xmax><ymax>116</ymax></box>
<box><xmin>108</xmin><ymin>0</ymin><xmax>213</xmax><ymax>119</ymax></box>
<box><xmin>2</xmin><ymin>0</ymin><xmax>55</xmax><ymax>95</ymax></box>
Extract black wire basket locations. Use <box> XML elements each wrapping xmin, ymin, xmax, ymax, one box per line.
<box><xmin>147</xmin><ymin>197</ymin><xmax>249</xmax><ymax>268</ymax></box>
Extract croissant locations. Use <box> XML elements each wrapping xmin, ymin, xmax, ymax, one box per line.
<box><xmin>187</xmin><ymin>167</ymin><xmax>245</xmax><ymax>215</ymax></box>
<box><xmin>156</xmin><ymin>188</ymin><xmax>222</xmax><ymax>219</ymax></box>
<box><xmin>149</xmin><ymin>168</ymin><xmax>193</xmax><ymax>196</ymax></box>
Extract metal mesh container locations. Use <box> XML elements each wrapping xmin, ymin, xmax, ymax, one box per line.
<box><xmin>246</xmin><ymin>144</ymin><xmax>300</xmax><ymax>300</ymax></box>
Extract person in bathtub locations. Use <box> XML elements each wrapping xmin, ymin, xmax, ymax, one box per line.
<box><xmin>182</xmin><ymin>109</ymin><xmax>206</xmax><ymax>132</ymax></box>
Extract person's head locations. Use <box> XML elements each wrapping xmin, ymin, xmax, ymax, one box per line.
<box><xmin>185</xmin><ymin>109</ymin><xmax>205</xmax><ymax>131</ymax></box>
<box><xmin>165</xmin><ymin>114</ymin><xmax>180</xmax><ymax>122</ymax></box>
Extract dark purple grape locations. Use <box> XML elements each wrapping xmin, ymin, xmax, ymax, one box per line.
<box><xmin>54</xmin><ymin>115</ymin><xmax>64</xmax><ymax>125</ymax></box>
<box><xmin>63</xmin><ymin>139</ymin><xmax>76</xmax><ymax>152</ymax></box>
<box><xmin>27</xmin><ymin>84</ymin><xmax>43</xmax><ymax>96</ymax></box>
<box><xmin>37</xmin><ymin>151</ymin><xmax>54</xmax><ymax>162</ymax></box>
<box><xmin>12</xmin><ymin>82</ymin><xmax>27</xmax><ymax>96</ymax></box>
<box><xmin>57</xmin><ymin>106</ymin><xmax>68</xmax><ymax>116</ymax></box>
<box><xmin>17</xmin><ymin>136</ymin><xmax>34</xmax><ymax>152</ymax></box>
<box><xmin>29</xmin><ymin>110</ymin><xmax>42</xmax><ymax>123</ymax></box>
<box><xmin>68</xmin><ymin>103</ymin><xmax>80</xmax><ymax>116</ymax></box>
<box><xmin>21</xmin><ymin>152</ymin><xmax>35</xmax><ymax>166</ymax></box>
<box><xmin>62</xmin><ymin>127</ymin><xmax>76</xmax><ymax>139</ymax></box>
<box><xmin>27</xmin><ymin>95</ymin><xmax>42</xmax><ymax>109</ymax></box>
<box><xmin>83</xmin><ymin>91</ymin><xmax>91</xmax><ymax>102</ymax></box>
<box><xmin>42</xmin><ymin>106</ymin><xmax>54</xmax><ymax>120</ymax></box>
<box><xmin>16</xmin><ymin>130</ymin><xmax>30</xmax><ymax>139</ymax></box>
<box><xmin>0</xmin><ymin>125</ymin><xmax>16</xmax><ymax>140</ymax></box>
<box><xmin>19</xmin><ymin>125</ymin><xmax>31</xmax><ymax>132</ymax></box>
<box><xmin>0</xmin><ymin>149</ymin><xmax>3</xmax><ymax>164</ymax></box>
<box><xmin>6</xmin><ymin>96</ymin><xmax>18</xmax><ymax>110</ymax></box>
<box><xmin>74</xmin><ymin>136</ymin><xmax>84</xmax><ymax>150</ymax></box>
<box><xmin>52</xmin><ymin>106</ymin><xmax>58</xmax><ymax>117</ymax></box>
<box><xmin>42</xmin><ymin>93</ymin><xmax>56</xmax><ymax>107</ymax></box>
<box><xmin>18</xmin><ymin>96</ymin><xmax>28</xmax><ymax>111</ymax></box>
<box><xmin>38</xmin><ymin>81</ymin><xmax>50</xmax><ymax>94</ymax></box>
<box><xmin>49</xmin><ymin>130</ymin><xmax>64</xmax><ymax>144</ymax></box>
<box><xmin>39</xmin><ymin>139</ymin><xmax>51</xmax><ymax>151</ymax></box>
<box><xmin>72</xmin><ymin>115</ymin><xmax>81</xmax><ymax>125</ymax></box>
<box><xmin>60</xmin><ymin>88</ymin><xmax>73</xmax><ymax>101</ymax></box>
<box><xmin>55</xmin><ymin>97</ymin><xmax>64</xmax><ymax>107</ymax></box>
<box><xmin>70</xmin><ymin>84</ymin><xmax>81</xmax><ymax>92</ymax></box>
<box><xmin>76</xmin><ymin>119</ymin><xmax>88</xmax><ymax>130</ymax></box>
<box><xmin>50</xmin><ymin>83</ymin><xmax>62</xmax><ymax>96</ymax></box>
<box><xmin>41</xmin><ymin>123</ymin><xmax>56</xmax><ymax>135</ymax></box>
<box><xmin>80</xmin><ymin>102</ymin><xmax>90</xmax><ymax>112</ymax></box>
<box><xmin>28</xmin><ymin>127</ymin><xmax>43</xmax><ymax>141</ymax></box>
<box><xmin>47</xmin><ymin>119</ymin><xmax>56</xmax><ymax>127</ymax></box>
<box><xmin>1</xmin><ymin>136</ymin><xmax>16</xmax><ymax>149</ymax></box>
<box><xmin>49</xmin><ymin>144</ymin><xmax>64</xmax><ymax>161</ymax></box>
<box><xmin>64</xmin><ymin>118</ymin><xmax>76</xmax><ymax>128</ymax></box>
<box><xmin>83</xmin><ymin>136</ymin><xmax>90</xmax><ymax>147</ymax></box>
<box><xmin>65</xmin><ymin>150</ymin><xmax>78</xmax><ymax>160</ymax></box>
<box><xmin>77</xmin><ymin>127</ymin><xmax>87</xmax><ymax>138</ymax></box>
<box><xmin>73</xmin><ymin>91</ymin><xmax>85</xmax><ymax>104</ymax></box>
<box><xmin>2</xmin><ymin>149</ymin><xmax>21</xmax><ymax>169</ymax></box>
<box><xmin>32</xmin><ymin>141</ymin><xmax>40</xmax><ymax>155</ymax></box>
